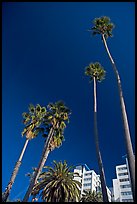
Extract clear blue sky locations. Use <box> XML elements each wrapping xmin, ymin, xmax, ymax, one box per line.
<box><xmin>2</xmin><ymin>2</ymin><xmax>135</xmax><ymax>201</ymax></box>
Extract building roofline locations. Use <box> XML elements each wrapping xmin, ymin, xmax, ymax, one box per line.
<box><xmin>74</xmin><ymin>163</ymin><xmax>91</xmax><ymax>171</ymax></box>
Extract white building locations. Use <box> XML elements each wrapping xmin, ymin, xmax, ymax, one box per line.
<box><xmin>112</xmin><ymin>161</ymin><xmax>133</xmax><ymax>202</ymax></box>
<box><xmin>73</xmin><ymin>164</ymin><xmax>111</xmax><ymax>202</ymax></box>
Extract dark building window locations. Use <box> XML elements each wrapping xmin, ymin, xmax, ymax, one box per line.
<box><xmin>119</xmin><ymin>178</ymin><xmax>129</xmax><ymax>182</ymax></box>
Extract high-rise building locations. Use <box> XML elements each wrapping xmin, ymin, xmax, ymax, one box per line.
<box><xmin>112</xmin><ymin>160</ymin><xmax>133</xmax><ymax>202</ymax></box>
<box><xmin>73</xmin><ymin>164</ymin><xmax>111</xmax><ymax>202</ymax></box>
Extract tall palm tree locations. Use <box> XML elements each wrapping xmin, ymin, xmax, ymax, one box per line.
<box><xmin>29</xmin><ymin>160</ymin><xmax>81</xmax><ymax>202</ymax></box>
<box><xmin>85</xmin><ymin>62</ymin><xmax>109</xmax><ymax>202</ymax></box>
<box><xmin>2</xmin><ymin>104</ymin><xmax>47</xmax><ymax>202</ymax></box>
<box><xmin>90</xmin><ymin>16</ymin><xmax>135</xmax><ymax>200</ymax></box>
<box><xmin>22</xmin><ymin>101</ymin><xmax>71</xmax><ymax>202</ymax></box>
<box><xmin>80</xmin><ymin>190</ymin><xmax>103</xmax><ymax>202</ymax></box>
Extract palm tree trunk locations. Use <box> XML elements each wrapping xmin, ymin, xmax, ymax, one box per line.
<box><xmin>93</xmin><ymin>77</ymin><xmax>109</xmax><ymax>202</ymax></box>
<box><xmin>22</xmin><ymin>127</ymin><xmax>55</xmax><ymax>202</ymax></box>
<box><xmin>2</xmin><ymin>139</ymin><xmax>29</xmax><ymax>202</ymax></box>
<box><xmin>102</xmin><ymin>34</ymin><xmax>135</xmax><ymax>200</ymax></box>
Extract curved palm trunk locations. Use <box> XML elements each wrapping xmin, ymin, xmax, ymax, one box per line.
<box><xmin>22</xmin><ymin>127</ymin><xmax>55</xmax><ymax>202</ymax></box>
<box><xmin>93</xmin><ymin>77</ymin><xmax>109</xmax><ymax>202</ymax></box>
<box><xmin>102</xmin><ymin>34</ymin><xmax>135</xmax><ymax>200</ymax></box>
<box><xmin>2</xmin><ymin>139</ymin><xmax>29</xmax><ymax>202</ymax></box>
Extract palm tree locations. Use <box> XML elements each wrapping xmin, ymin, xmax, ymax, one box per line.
<box><xmin>85</xmin><ymin>62</ymin><xmax>109</xmax><ymax>202</ymax></box>
<box><xmin>2</xmin><ymin>104</ymin><xmax>46</xmax><ymax>202</ymax></box>
<box><xmin>80</xmin><ymin>190</ymin><xmax>103</xmax><ymax>202</ymax></box>
<box><xmin>29</xmin><ymin>160</ymin><xmax>81</xmax><ymax>202</ymax></box>
<box><xmin>90</xmin><ymin>16</ymin><xmax>135</xmax><ymax>200</ymax></box>
<box><xmin>22</xmin><ymin>101</ymin><xmax>71</xmax><ymax>202</ymax></box>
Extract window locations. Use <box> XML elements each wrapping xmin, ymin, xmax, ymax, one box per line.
<box><xmin>119</xmin><ymin>178</ymin><xmax>129</xmax><ymax>182</ymax></box>
<box><xmin>120</xmin><ymin>184</ymin><xmax>131</xmax><ymax>188</ymax></box>
<box><xmin>121</xmin><ymin>191</ymin><xmax>132</xmax><ymax>195</ymax></box>
<box><xmin>84</xmin><ymin>178</ymin><xmax>91</xmax><ymax>181</ymax></box>
<box><xmin>118</xmin><ymin>172</ymin><xmax>128</xmax><ymax>176</ymax></box>
<box><xmin>122</xmin><ymin>199</ymin><xmax>133</xmax><ymax>202</ymax></box>
<box><xmin>83</xmin><ymin>183</ymin><xmax>91</xmax><ymax>187</ymax></box>
<box><xmin>118</xmin><ymin>167</ymin><xmax>127</xmax><ymax>171</ymax></box>
<box><xmin>84</xmin><ymin>173</ymin><xmax>91</xmax><ymax>176</ymax></box>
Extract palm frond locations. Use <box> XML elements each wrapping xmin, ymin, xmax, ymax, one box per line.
<box><xmin>31</xmin><ymin>161</ymin><xmax>81</xmax><ymax>202</ymax></box>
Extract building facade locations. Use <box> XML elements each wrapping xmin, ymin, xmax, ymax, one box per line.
<box><xmin>112</xmin><ymin>162</ymin><xmax>133</xmax><ymax>202</ymax></box>
<box><xmin>73</xmin><ymin>164</ymin><xmax>111</xmax><ymax>202</ymax></box>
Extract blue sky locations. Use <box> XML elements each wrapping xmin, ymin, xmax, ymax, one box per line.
<box><xmin>2</xmin><ymin>2</ymin><xmax>135</xmax><ymax>201</ymax></box>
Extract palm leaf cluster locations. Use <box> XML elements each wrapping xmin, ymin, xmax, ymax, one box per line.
<box><xmin>91</xmin><ymin>16</ymin><xmax>115</xmax><ymax>39</ymax></box>
<box><xmin>30</xmin><ymin>160</ymin><xmax>81</xmax><ymax>202</ymax></box>
<box><xmin>47</xmin><ymin>101</ymin><xmax>70</xmax><ymax>125</ymax></box>
<box><xmin>80</xmin><ymin>190</ymin><xmax>103</xmax><ymax>202</ymax></box>
<box><xmin>49</xmin><ymin>128</ymin><xmax>65</xmax><ymax>151</ymax></box>
<box><xmin>22</xmin><ymin>101</ymin><xmax>70</xmax><ymax>149</ymax></box>
<box><xmin>85</xmin><ymin>62</ymin><xmax>106</xmax><ymax>82</ymax></box>
<box><xmin>46</xmin><ymin>101</ymin><xmax>71</xmax><ymax>151</ymax></box>
<box><xmin>22</xmin><ymin>104</ymin><xmax>47</xmax><ymax>140</ymax></box>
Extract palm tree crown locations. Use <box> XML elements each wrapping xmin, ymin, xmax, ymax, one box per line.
<box><xmin>46</xmin><ymin>101</ymin><xmax>71</xmax><ymax>150</ymax></box>
<box><xmin>22</xmin><ymin>104</ymin><xmax>47</xmax><ymax>140</ymax></box>
<box><xmin>91</xmin><ymin>16</ymin><xmax>115</xmax><ymax>39</ymax></box>
<box><xmin>85</xmin><ymin>62</ymin><xmax>106</xmax><ymax>82</ymax></box>
<box><xmin>47</xmin><ymin>100</ymin><xmax>70</xmax><ymax>124</ymax></box>
<box><xmin>30</xmin><ymin>160</ymin><xmax>81</xmax><ymax>202</ymax></box>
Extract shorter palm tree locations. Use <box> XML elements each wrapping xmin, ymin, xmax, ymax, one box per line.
<box><xmin>29</xmin><ymin>160</ymin><xmax>81</xmax><ymax>202</ymax></box>
<box><xmin>80</xmin><ymin>190</ymin><xmax>103</xmax><ymax>202</ymax></box>
<box><xmin>85</xmin><ymin>62</ymin><xmax>109</xmax><ymax>202</ymax></box>
<box><xmin>23</xmin><ymin>101</ymin><xmax>71</xmax><ymax>202</ymax></box>
<box><xmin>2</xmin><ymin>104</ymin><xmax>47</xmax><ymax>202</ymax></box>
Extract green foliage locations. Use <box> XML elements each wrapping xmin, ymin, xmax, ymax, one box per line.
<box><xmin>60</xmin><ymin>121</ymin><xmax>66</xmax><ymax>129</ymax></box>
<box><xmin>90</xmin><ymin>16</ymin><xmax>115</xmax><ymax>39</ymax></box>
<box><xmin>28</xmin><ymin>104</ymin><xmax>35</xmax><ymax>114</ymax></box>
<box><xmin>22</xmin><ymin>112</ymin><xmax>31</xmax><ymax>119</ymax></box>
<box><xmin>49</xmin><ymin>128</ymin><xmax>65</xmax><ymax>150</ymax></box>
<box><xmin>30</xmin><ymin>160</ymin><xmax>81</xmax><ymax>202</ymax></box>
<box><xmin>21</xmin><ymin>104</ymin><xmax>47</xmax><ymax>140</ymax></box>
<box><xmin>21</xmin><ymin>101</ymin><xmax>70</xmax><ymax>150</ymax></box>
<box><xmin>80</xmin><ymin>190</ymin><xmax>103</xmax><ymax>202</ymax></box>
<box><xmin>44</xmin><ymin>101</ymin><xmax>71</xmax><ymax>149</ymax></box>
<box><xmin>47</xmin><ymin>100</ymin><xmax>71</xmax><ymax>124</ymax></box>
<box><xmin>85</xmin><ymin>62</ymin><xmax>106</xmax><ymax>82</ymax></box>
<box><xmin>41</xmin><ymin>107</ymin><xmax>46</xmax><ymax>114</ymax></box>
<box><xmin>35</xmin><ymin>104</ymin><xmax>41</xmax><ymax>114</ymax></box>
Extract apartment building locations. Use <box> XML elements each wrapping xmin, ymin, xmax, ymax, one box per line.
<box><xmin>73</xmin><ymin>164</ymin><xmax>111</xmax><ymax>202</ymax></box>
<box><xmin>112</xmin><ymin>162</ymin><xmax>133</xmax><ymax>202</ymax></box>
